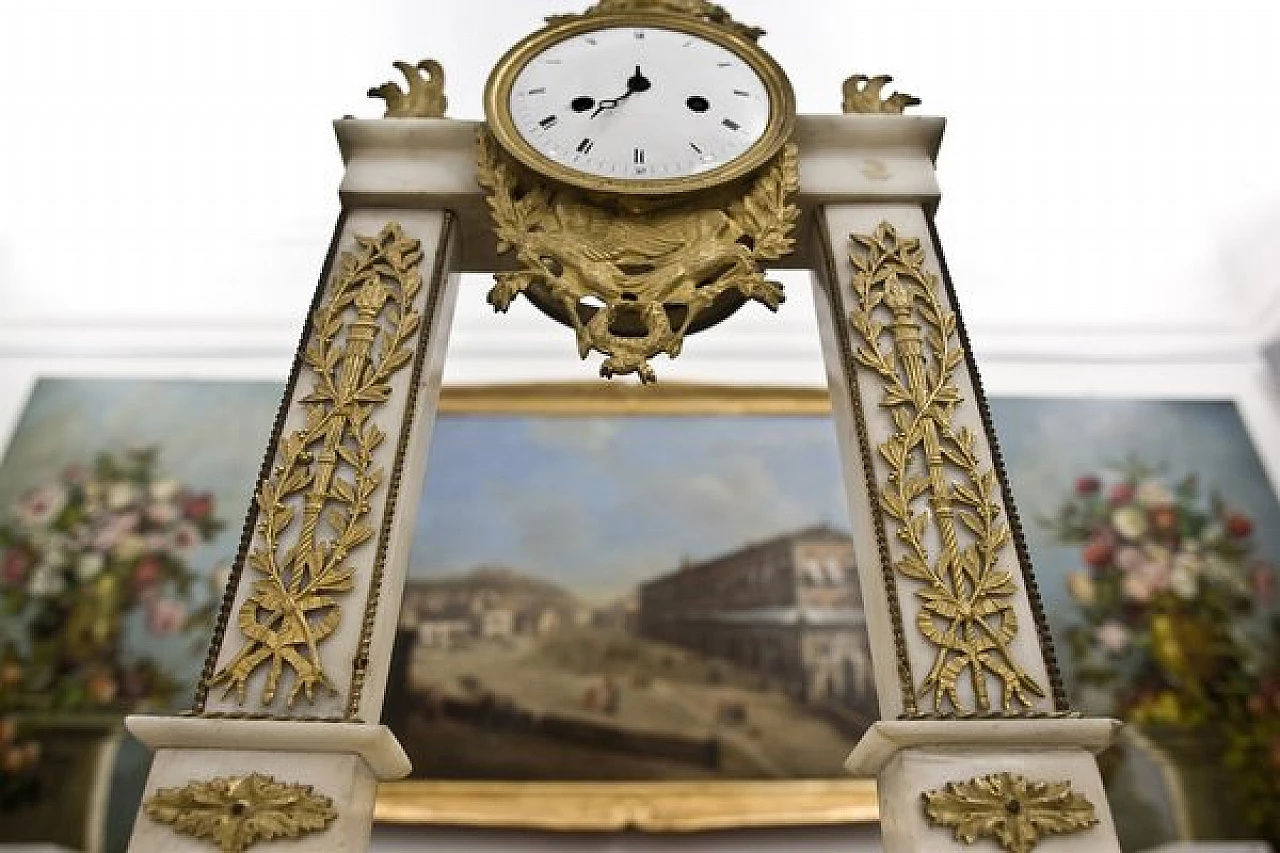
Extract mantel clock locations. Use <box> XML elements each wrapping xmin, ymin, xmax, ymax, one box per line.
<box><xmin>477</xmin><ymin>0</ymin><xmax>801</xmax><ymax>383</ymax></box>
<box><xmin>122</xmin><ymin>2</ymin><xmax>1129</xmax><ymax>851</ymax></box>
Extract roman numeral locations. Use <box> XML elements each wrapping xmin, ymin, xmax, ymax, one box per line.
<box><xmin>733</xmin><ymin>89</ymin><xmax>750</xmax><ymax>97</ymax></box>
<box><xmin>586</xmin><ymin>37</ymin><xmax>597</xmax><ymax>45</ymax></box>
<box><xmin>634</xmin><ymin>31</ymin><xmax>645</xmax><ymax>39</ymax></box>
<box><xmin>634</xmin><ymin>148</ymin><xmax>645</xmax><ymax>164</ymax></box>
<box><xmin>528</xmin><ymin>87</ymin><xmax>547</xmax><ymax>95</ymax></box>
<box><xmin>722</xmin><ymin>118</ymin><xmax>740</xmax><ymax>131</ymax></box>
<box><xmin>689</xmin><ymin>142</ymin><xmax>703</xmax><ymax>154</ymax></box>
<box><xmin>577</xmin><ymin>138</ymin><xmax>594</xmax><ymax>154</ymax></box>
<box><xmin>717</xmin><ymin>62</ymin><xmax>732</xmax><ymax>67</ymax></box>
<box><xmin>539</xmin><ymin>115</ymin><xmax>558</xmax><ymax>129</ymax></box>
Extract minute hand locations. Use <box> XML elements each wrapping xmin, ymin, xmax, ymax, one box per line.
<box><xmin>590</xmin><ymin>65</ymin><xmax>650</xmax><ymax>118</ymax></box>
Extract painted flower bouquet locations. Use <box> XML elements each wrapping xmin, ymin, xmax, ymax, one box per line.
<box><xmin>0</xmin><ymin>448</ymin><xmax>223</xmax><ymax>713</ymax></box>
<box><xmin>1044</xmin><ymin>458</ymin><xmax>1279</xmax><ymax>840</ymax></box>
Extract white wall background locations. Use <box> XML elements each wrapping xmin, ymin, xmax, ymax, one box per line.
<box><xmin>2</xmin><ymin>1</ymin><xmax>1280</xmax><ymax>851</ymax></box>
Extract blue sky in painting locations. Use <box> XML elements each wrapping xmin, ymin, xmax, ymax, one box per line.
<box><xmin>408</xmin><ymin>415</ymin><xmax>851</xmax><ymax>602</ymax></box>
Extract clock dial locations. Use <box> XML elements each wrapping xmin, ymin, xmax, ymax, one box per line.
<box><xmin>506</xmin><ymin>25</ymin><xmax>773</xmax><ymax>183</ymax></box>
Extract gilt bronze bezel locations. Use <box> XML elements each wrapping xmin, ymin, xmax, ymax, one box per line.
<box><xmin>483</xmin><ymin>11</ymin><xmax>796</xmax><ymax>196</ymax></box>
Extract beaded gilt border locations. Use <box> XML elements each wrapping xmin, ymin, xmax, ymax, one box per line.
<box><xmin>346</xmin><ymin>212</ymin><xmax>454</xmax><ymax>718</ymax></box>
<box><xmin>845</xmin><ymin>221</ymin><xmax>1044</xmax><ymax>714</ymax></box>
<box><xmin>923</xmin><ymin>216</ymin><xmax>1070</xmax><ymax>712</ymax></box>
<box><xmin>816</xmin><ymin>214</ymin><xmax>919</xmax><ymax>715</ymax></box>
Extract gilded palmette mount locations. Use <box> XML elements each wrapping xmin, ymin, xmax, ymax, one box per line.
<box><xmin>369</xmin><ymin>60</ymin><xmax>447</xmax><ymax>118</ymax></box>
<box><xmin>847</xmin><ymin>223</ymin><xmax>1044</xmax><ymax>713</ymax></box>
<box><xmin>478</xmin><ymin>130</ymin><xmax>799</xmax><ymax>384</ymax></box>
<box><xmin>842</xmin><ymin>75</ymin><xmax>920</xmax><ymax>114</ymax></box>
<box><xmin>922</xmin><ymin>772</ymin><xmax>1098</xmax><ymax>853</ymax></box>
<box><xmin>144</xmin><ymin>773</ymin><xmax>337</xmax><ymax>852</ymax></box>
<box><xmin>208</xmin><ymin>223</ymin><xmax>424</xmax><ymax>708</ymax></box>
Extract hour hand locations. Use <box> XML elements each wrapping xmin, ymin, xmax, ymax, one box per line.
<box><xmin>627</xmin><ymin>65</ymin><xmax>651</xmax><ymax>93</ymax></box>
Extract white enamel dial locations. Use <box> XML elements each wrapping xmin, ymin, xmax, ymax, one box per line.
<box><xmin>507</xmin><ymin>25</ymin><xmax>772</xmax><ymax>183</ymax></box>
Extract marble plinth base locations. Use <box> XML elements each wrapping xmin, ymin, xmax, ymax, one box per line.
<box><xmin>847</xmin><ymin>719</ymin><xmax>1123</xmax><ymax>853</ymax></box>
<box><xmin>124</xmin><ymin>716</ymin><xmax>410</xmax><ymax>852</ymax></box>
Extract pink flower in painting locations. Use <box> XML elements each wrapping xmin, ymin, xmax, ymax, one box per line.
<box><xmin>1114</xmin><ymin>546</ymin><xmax>1144</xmax><ymax>573</ymax></box>
<box><xmin>1082</xmin><ymin>534</ymin><xmax>1115</xmax><ymax>569</ymax></box>
<box><xmin>1226</xmin><ymin>512</ymin><xmax>1254</xmax><ymax>539</ymax></box>
<box><xmin>169</xmin><ymin>522</ymin><xmax>200</xmax><ymax>553</ymax></box>
<box><xmin>1096</xmin><ymin>622</ymin><xmax>1130</xmax><ymax>653</ymax></box>
<box><xmin>132</xmin><ymin>555</ymin><xmax>164</xmax><ymax>591</ymax></box>
<box><xmin>1123</xmin><ymin>573</ymin><xmax>1155</xmax><ymax>603</ymax></box>
<box><xmin>1135</xmin><ymin>480</ymin><xmax>1175</xmax><ymax>509</ymax></box>
<box><xmin>1075</xmin><ymin>475</ymin><xmax>1101</xmax><ymax>496</ymax></box>
<box><xmin>145</xmin><ymin>598</ymin><xmax>186</xmax><ymax>636</ymax></box>
<box><xmin>1122</xmin><ymin>547</ymin><xmax>1173</xmax><ymax>602</ymax></box>
<box><xmin>1</xmin><ymin>549</ymin><xmax>33</xmax><ymax>585</ymax></box>
<box><xmin>92</xmin><ymin>511</ymin><xmax>140</xmax><ymax>551</ymax></box>
<box><xmin>14</xmin><ymin>484</ymin><xmax>67</xmax><ymax>527</ymax></box>
<box><xmin>1148</xmin><ymin>504</ymin><xmax>1180</xmax><ymax>536</ymax></box>
<box><xmin>145</xmin><ymin>502</ymin><xmax>178</xmax><ymax>525</ymax></box>
<box><xmin>1108</xmin><ymin>483</ymin><xmax>1137</xmax><ymax>506</ymax></box>
<box><xmin>181</xmin><ymin>493</ymin><xmax>214</xmax><ymax>523</ymax></box>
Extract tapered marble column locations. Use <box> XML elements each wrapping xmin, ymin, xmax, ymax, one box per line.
<box><xmin>126</xmin><ymin>122</ymin><xmax>463</xmax><ymax>850</ymax></box>
<box><xmin>811</xmin><ymin>197</ymin><xmax>1122</xmax><ymax>851</ymax></box>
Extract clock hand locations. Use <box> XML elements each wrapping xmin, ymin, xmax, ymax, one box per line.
<box><xmin>590</xmin><ymin>65</ymin><xmax>651</xmax><ymax>118</ymax></box>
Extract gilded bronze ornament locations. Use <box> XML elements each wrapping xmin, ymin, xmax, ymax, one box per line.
<box><xmin>144</xmin><ymin>773</ymin><xmax>337</xmax><ymax>852</ymax></box>
<box><xmin>550</xmin><ymin>0</ymin><xmax>764</xmax><ymax>40</ymax></box>
<box><xmin>922</xmin><ymin>772</ymin><xmax>1098</xmax><ymax>853</ymax></box>
<box><xmin>478</xmin><ymin>129</ymin><xmax>799</xmax><ymax>383</ymax></box>
<box><xmin>208</xmin><ymin>223</ymin><xmax>424</xmax><ymax>708</ymax></box>
<box><xmin>369</xmin><ymin>60</ymin><xmax>447</xmax><ymax>118</ymax></box>
<box><xmin>842</xmin><ymin>75</ymin><xmax>920</xmax><ymax>114</ymax></box>
<box><xmin>847</xmin><ymin>222</ymin><xmax>1044</xmax><ymax>713</ymax></box>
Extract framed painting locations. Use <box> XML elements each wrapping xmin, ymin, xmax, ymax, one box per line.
<box><xmin>0</xmin><ymin>377</ymin><xmax>284</xmax><ymax>852</ymax></box>
<box><xmin>376</xmin><ymin>382</ymin><xmax>1280</xmax><ymax>847</ymax></box>
<box><xmin>376</xmin><ymin>382</ymin><xmax>880</xmax><ymax>830</ymax></box>
<box><xmin>988</xmin><ymin>396</ymin><xmax>1280</xmax><ymax>850</ymax></box>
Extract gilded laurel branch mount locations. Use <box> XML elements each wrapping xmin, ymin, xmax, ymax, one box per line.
<box><xmin>207</xmin><ymin>223</ymin><xmax>424</xmax><ymax>709</ymax></box>
<box><xmin>478</xmin><ymin>130</ymin><xmax>799</xmax><ymax>383</ymax></box>
<box><xmin>846</xmin><ymin>222</ymin><xmax>1045</xmax><ymax>714</ymax></box>
<box><xmin>922</xmin><ymin>772</ymin><xmax>1098</xmax><ymax>853</ymax></box>
<box><xmin>144</xmin><ymin>773</ymin><xmax>337</xmax><ymax>853</ymax></box>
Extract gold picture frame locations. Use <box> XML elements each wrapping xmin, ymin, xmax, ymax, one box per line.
<box><xmin>374</xmin><ymin>381</ymin><xmax>878</xmax><ymax>830</ymax></box>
